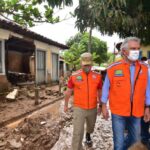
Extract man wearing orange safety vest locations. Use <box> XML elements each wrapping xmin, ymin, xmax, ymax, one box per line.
<box><xmin>64</xmin><ymin>52</ymin><xmax>102</xmax><ymax>150</ymax></box>
<box><xmin>101</xmin><ymin>37</ymin><xmax>150</xmax><ymax>150</ymax></box>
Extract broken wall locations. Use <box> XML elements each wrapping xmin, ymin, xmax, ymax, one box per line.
<box><xmin>8</xmin><ymin>51</ymin><xmax>23</xmax><ymax>72</ymax></box>
<box><xmin>8</xmin><ymin>51</ymin><xmax>33</xmax><ymax>74</ymax></box>
<box><xmin>0</xmin><ymin>75</ymin><xmax>10</xmax><ymax>92</ymax></box>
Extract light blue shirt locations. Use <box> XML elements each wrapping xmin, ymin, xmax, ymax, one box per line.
<box><xmin>146</xmin><ymin>68</ymin><xmax>150</xmax><ymax>105</ymax></box>
<box><xmin>130</xmin><ymin>64</ymin><xmax>135</xmax><ymax>100</ymax></box>
<box><xmin>101</xmin><ymin>66</ymin><xmax>150</xmax><ymax>106</ymax></box>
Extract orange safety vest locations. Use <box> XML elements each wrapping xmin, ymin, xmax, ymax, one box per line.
<box><xmin>71</xmin><ymin>69</ymin><xmax>102</xmax><ymax>109</ymax></box>
<box><xmin>107</xmin><ymin>59</ymin><xmax>148</xmax><ymax>117</ymax></box>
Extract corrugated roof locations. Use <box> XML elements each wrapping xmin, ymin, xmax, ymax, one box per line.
<box><xmin>0</xmin><ymin>19</ymin><xmax>69</xmax><ymax>49</ymax></box>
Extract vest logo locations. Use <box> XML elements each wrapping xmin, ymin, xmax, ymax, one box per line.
<box><xmin>76</xmin><ymin>76</ymin><xmax>82</xmax><ymax>81</ymax></box>
<box><xmin>114</xmin><ymin>70</ymin><xmax>124</xmax><ymax>76</ymax></box>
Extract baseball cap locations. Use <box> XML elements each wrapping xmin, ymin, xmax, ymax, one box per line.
<box><xmin>81</xmin><ymin>52</ymin><xmax>92</xmax><ymax>65</ymax></box>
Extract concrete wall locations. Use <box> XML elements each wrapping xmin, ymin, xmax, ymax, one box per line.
<box><xmin>49</xmin><ymin>45</ymin><xmax>60</xmax><ymax>82</ymax></box>
<box><xmin>0</xmin><ymin>29</ymin><xmax>23</xmax><ymax>40</ymax></box>
<box><xmin>0</xmin><ymin>75</ymin><xmax>10</xmax><ymax>93</ymax></box>
<box><xmin>34</xmin><ymin>40</ymin><xmax>60</xmax><ymax>84</ymax></box>
<box><xmin>0</xmin><ymin>38</ymin><xmax>9</xmax><ymax>93</ymax></box>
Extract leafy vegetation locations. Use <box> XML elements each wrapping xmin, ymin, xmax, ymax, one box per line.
<box><xmin>63</xmin><ymin>32</ymin><xmax>108</xmax><ymax>70</ymax></box>
<box><xmin>75</xmin><ymin>0</ymin><xmax>150</xmax><ymax>44</ymax></box>
<box><xmin>0</xmin><ymin>0</ymin><xmax>73</xmax><ymax>26</ymax></box>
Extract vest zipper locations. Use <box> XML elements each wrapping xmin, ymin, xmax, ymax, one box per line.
<box><xmin>130</xmin><ymin>66</ymin><xmax>141</xmax><ymax>116</ymax></box>
<box><xmin>129</xmin><ymin>66</ymin><xmax>133</xmax><ymax>116</ymax></box>
<box><xmin>87</xmin><ymin>74</ymin><xmax>89</xmax><ymax>109</ymax></box>
<box><xmin>130</xmin><ymin>78</ymin><xmax>133</xmax><ymax>116</ymax></box>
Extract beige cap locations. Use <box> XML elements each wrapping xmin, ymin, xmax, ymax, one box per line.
<box><xmin>81</xmin><ymin>52</ymin><xmax>92</xmax><ymax>65</ymax></box>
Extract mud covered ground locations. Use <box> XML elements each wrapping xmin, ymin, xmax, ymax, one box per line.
<box><xmin>52</xmin><ymin>111</ymin><xmax>113</xmax><ymax>150</ymax></box>
<box><xmin>0</xmin><ymin>102</ymin><xmax>72</xmax><ymax>150</ymax></box>
<box><xmin>0</xmin><ymin>85</ymin><xmax>63</xmax><ymax>125</ymax></box>
<box><xmin>0</xmin><ymin>97</ymin><xmax>113</xmax><ymax>150</ymax></box>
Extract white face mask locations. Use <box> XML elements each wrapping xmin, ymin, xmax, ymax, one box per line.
<box><xmin>144</xmin><ymin>60</ymin><xmax>148</xmax><ymax>64</ymax></box>
<box><xmin>127</xmin><ymin>50</ymin><xmax>140</xmax><ymax>61</ymax></box>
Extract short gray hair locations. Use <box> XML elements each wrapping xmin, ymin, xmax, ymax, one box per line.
<box><xmin>120</xmin><ymin>37</ymin><xmax>141</xmax><ymax>51</ymax></box>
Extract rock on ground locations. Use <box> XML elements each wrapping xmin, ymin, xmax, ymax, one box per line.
<box><xmin>6</xmin><ymin>89</ymin><xmax>18</xmax><ymax>101</ymax></box>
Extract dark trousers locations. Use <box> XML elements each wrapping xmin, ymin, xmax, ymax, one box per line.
<box><xmin>141</xmin><ymin>117</ymin><xmax>150</xmax><ymax>143</ymax></box>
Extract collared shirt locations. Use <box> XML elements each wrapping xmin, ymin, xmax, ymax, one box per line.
<box><xmin>146</xmin><ymin>68</ymin><xmax>150</xmax><ymax>105</ymax></box>
<box><xmin>130</xmin><ymin>63</ymin><xmax>135</xmax><ymax>100</ymax></box>
<box><xmin>101</xmin><ymin>65</ymin><xmax>150</xmax><ymax>106</ymax></box>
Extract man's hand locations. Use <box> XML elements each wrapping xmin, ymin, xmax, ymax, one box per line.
<box><xmin>64</xmin><ymin>88</ymin><xmax>73</xmax><ymax>113</ymax></box>
<box><xmin>144</xmin><ymin>107</ymin><xmax>150</xmax><ymax>122</ymax></box>
<box><xmin>102</xmin><ymin>103</ymin><xmax>109</xmax><ymax>120</ymax></box>
<box><xmin>97</xmin><ymin>106</ymin><xmax>102</xmax><ymax>115</ymax></box>
<box><xmin>64</xmin><ymin>105</ymin><xmax>68</xmax><ymax>112</ymax></box>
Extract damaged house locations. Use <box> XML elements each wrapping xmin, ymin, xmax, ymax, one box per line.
<box><xmin>0</xmin><ymin>19</ymin><xmax>68</xmax><ymax>93</ymax></box>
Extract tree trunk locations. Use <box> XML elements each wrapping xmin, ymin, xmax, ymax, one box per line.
<box><xmin>88</xmin><ymin>26</ymin><xmax>93</xmax><ymax>52</ymax></box>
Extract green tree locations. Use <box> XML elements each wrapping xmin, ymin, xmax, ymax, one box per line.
<box><xmin>75</xmin><ymin>0</ymin><xmax>150</xmax><ymax>44</ymax></box>
<box><xmin>107</xmin><ymin>53</ymin><xmax>115</xmax><ymax>64</ymax></box>
<box><xmin>63</xmin><ymin>32</ymin><xmax>108</xmax><ymax>70</ymax></box>
<box><xmin>0</xmin><ymin>0</ymin><xmax>73</xmax><ymax>27</ymax></box>
<box><xmin>74</xmin><ymin>0</ymin><xmax>100</xmax><ymax>52</ymax></box>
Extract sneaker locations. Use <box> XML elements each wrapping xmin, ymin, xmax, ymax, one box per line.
<box><xmin>85</xmin><ymin>133</ymin><xmax>93</xmax><ymax>147</ymax></box>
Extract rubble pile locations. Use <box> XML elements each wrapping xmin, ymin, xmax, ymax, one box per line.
<box><xmin>5</xmin><ymin>85</ymin><xmax>61</xmax><ymax>102</ymax></box>
<box><xmin>0</xmin><ymin>112</ymin><xmax>72</xmax><ymax>150</ymax></box>
<box><xmin>20</xmin><ymin>86</ymin><xmax>60</xmax><ymax>100</ymax></box>
<box><xmin>7</xmin><ymin>71</ymin><xmax>34</xmax><ymax>84</ymax></box>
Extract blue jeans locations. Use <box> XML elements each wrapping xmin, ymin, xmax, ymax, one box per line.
<box><xmin>141</xmin><ymin>117</ymin><xmax>150</xmax><ymax>143</ymax></box>
<box><xmin>112</xmin><ymin>114</ymin><xmax>141</xmax><ymax>150</ymax></box>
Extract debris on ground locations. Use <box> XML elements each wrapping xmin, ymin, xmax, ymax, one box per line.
<box><xmin>8</xmin><ymin>139</ymin><xmax>22</xmax><ymax>149</ymax></box>
<box><xmin>6</xmin><ymin>89</ymin><xmax>18</xmax><ymax>101</ymax></box>
<box><xmin>0</xmin><ymin>88</ymin><xmax>114</xmax><ymax>150</ymax></box>
<box><xmin>0</xmin><ymin>102</ymin><xmax>73</xmax><ymax>150</ymax></box>
<box><xmin>27</xmin><ymin>91</ymin><xmax>35</xmax><ymax>99</ymax></box>
<box><xmin>0</xmin><ymin>85</ymin><xmax>64</xmax><ymax>125</ymax></box>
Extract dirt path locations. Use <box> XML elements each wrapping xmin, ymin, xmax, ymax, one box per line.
<box><xmin>52</xmin><ymin>113</ymin><xmax>113</xmax><ymax>150</ymax></box>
